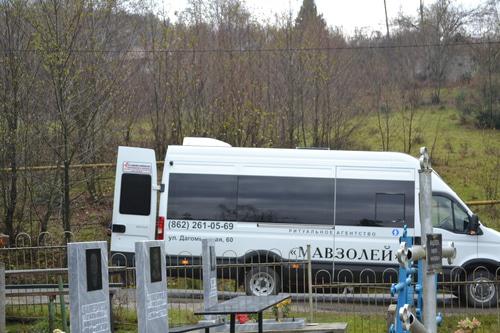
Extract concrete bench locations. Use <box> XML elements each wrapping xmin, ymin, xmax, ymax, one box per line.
<box><xmin>274</xmin><ymin>323</ymin><xmax>348</xmax><ymax>333</ymax></box>
<box><xmin>213</xmin><ymin>322</ymin><xmax>348</xmax><ymax>333</ymax></box>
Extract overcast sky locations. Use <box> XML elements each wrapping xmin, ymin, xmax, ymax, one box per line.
<box><xmin>160</xmin><ymin>0</ymin><xmax>482</xmax><ymax>35</ymax></box>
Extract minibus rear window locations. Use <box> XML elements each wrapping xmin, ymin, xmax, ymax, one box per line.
<box><xmin>119</xmin><ymin>173</ymin><xmax>151</xmax><ymax>216</ymax></box>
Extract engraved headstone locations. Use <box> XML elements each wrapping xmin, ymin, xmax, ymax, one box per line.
<box><xmin>202</xmin><ymin>239</ymin><xmax>218</xmax><ymax>320</ymax></box>
<box><xmin>135</xmin><ymin>240</ymin><xmax>168</xmax><ymax>333</ymax></box>
<box><xmin>68</xmin><ymin>241</ymin><xmax>111</xmax><ymax>333</ymax></box>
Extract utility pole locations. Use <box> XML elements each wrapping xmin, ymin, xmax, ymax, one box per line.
<box><xmin>384</xmin><ymin>0</ymin><xmax>390</xmax><ymax>39</ymax></box>
<box><xmin>420</xmin><ymin>0</ymin><xmax>424</xmax><ymax>28</ymax></box>
<box><xmin>419</xmin><ymin>147</ymin><xmax>437</xmax><ymax>333</ymax></box>
<box><xmin>395</xmin><ymin>147</ymin><xmax>456</xmax><ymax>332</ymax></box>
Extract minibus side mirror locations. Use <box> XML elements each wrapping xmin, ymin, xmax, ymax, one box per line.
<box><xmin>468</xmin><ymin>214</ymin><xmax>480</xmax><ymax>235</ymax></box>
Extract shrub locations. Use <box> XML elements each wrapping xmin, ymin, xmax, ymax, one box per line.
<box><xmin>476</xmin><ymin>109</ymin><xmax>500</xmax><ymax>129</ymax></box>
<box><xmin>455</xmin><ymin>90</ymin><xmax>474</xmax><ymax>125</ymax></box>
<box><xmin>455</xmin><ymin>89</ymin><xmax>500</xmax><ymax>129</ymax></box>
<box><xmin>454</xmin><ymin>317</ymin><xmax>481</xmax><ymax>333</ymax></box>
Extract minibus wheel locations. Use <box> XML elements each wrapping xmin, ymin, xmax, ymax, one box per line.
<box><xmin>466</xmin><ymin>270</ymin><xmax>497</xmax><ymax>308</ymax></box>
<box><xmin>245</xmin><ymin>267</ymin><xmax>280</xmax><ymax>296</ymax></box>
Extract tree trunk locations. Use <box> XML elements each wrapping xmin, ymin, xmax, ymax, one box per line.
<box><xmin>4</xmin><ymin>110</ymin><xmax>18</xmax><ymax>241</ymax></box>
<box><xmin>63</xmin><ymin>160</ymin><xmax>71</xmax><ymax>243</ymax></box>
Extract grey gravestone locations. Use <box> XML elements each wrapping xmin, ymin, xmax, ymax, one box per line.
<box><xmin>68</xmin><ymin>241</ymin><xmax>111</xmax><ymax>333</ymax></box>
<box><xmin>202</xmin><ymin>239</ymin><xmax>218</xmax><ymax>321</ymax></box>
<box><xmin>135</xmin><ymin>240</ymin><xmax>168</xmax><ymax>333</ymax></box>
<box><xmin>0</xmin><ymin>262</ymin><xmax>5</xmax><ymax>333</ymax></box>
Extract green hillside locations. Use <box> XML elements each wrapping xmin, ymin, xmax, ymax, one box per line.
<box><xmin>353</xmin><ymin>106</ymin><xmax>498</xmax><ymax>200</ymax></box>
<box><xmin>352</xmin><ymin>105</ymin><xmax>499</xmax><ymax>228</ymax></box>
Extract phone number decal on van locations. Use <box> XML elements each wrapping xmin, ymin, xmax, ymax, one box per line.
<box><xmin>168</xmin><ymin>220</ymin><xmax>234</xmax><ymax>231</ymax></box>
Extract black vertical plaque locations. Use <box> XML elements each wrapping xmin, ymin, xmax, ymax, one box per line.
<box><xmin>209</xmin><ymin>246</ymin><xmax>216</xmax><ymax>272</ymax></box>
<box><xmin>86</xmin><ymin>248</ymin><xmax>103</xmax><ymax>292</ymax></box>
<box><xmin>426</xmin><ymin>233</ymin><xmax>442</xmax><ymax>273</ymax></box>
<box><xmin>149</xmin><ymin>246</ymin><xmax>162</xmax><ymax>283</ymax></box>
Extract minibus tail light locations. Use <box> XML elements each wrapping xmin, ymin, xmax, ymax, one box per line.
<box><xmin>156</xmin><ymin>216</ymin><xmax>165</xmax><ymax>240</ymax></box>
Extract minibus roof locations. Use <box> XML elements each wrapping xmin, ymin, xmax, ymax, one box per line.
<box><xmin>167</xmin><ymin>143</ymin><xmax>420</xmax><ymax>168</ymax></box>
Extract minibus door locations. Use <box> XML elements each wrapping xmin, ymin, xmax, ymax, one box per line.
<box><xmin>110</xmin><ymin>146</ymin><xmax>159</xmax><ymax>254</ymax></box>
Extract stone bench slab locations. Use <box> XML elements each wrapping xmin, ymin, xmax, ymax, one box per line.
<box><xmin>216</xmin><ymin>322</ymin><xmax>348</xmax><ymax>333</ymax></box>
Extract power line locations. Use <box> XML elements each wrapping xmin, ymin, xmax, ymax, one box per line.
<box><xmin>0</xmin><ymin>40</ymin><xmax>499</xmax><ymax>54</ymax></box>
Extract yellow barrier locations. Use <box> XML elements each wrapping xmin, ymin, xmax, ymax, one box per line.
<box><xmin>466</xmin><ymin>200</ymin><xmax>500</xmax><ymax>206</ymax></box>
<box><xmin>0</xmin><ymin>161</ymin><xmax>164</xmax><ymax>172</ymax></box>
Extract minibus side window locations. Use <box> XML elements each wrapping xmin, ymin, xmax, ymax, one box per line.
<box><xmin>432</xmin><ymin>195</ymin><xmax>470</xmax><ymax>233</ymax></box>
<box><xmin>375</xmin><ymin>193</ymin><xmax>405</xmax><ymax>224</ymax></box>
<box><xmin>119</xmin><ymin>173</ymin><xmax>151</xmax><ymax>216</ymax></box>
<box><xmin>432</xmin><ymin>196</ymin><xmax>454</xmax><ymax>231</ymax></box>
<box><xmin>237</xmin><ymin>176</ymin><xmax>334</xmax><ymax>225</ymax></box>
<box><xmin>335</xmin><ymin>179</ymin><xmax>414</xmax><ymax>227</ymax></box>
<box><xmin>168</xmin><ymin>174</ymin><xmax>237</xmax><ymax>221</ymax></box>
<box><xmin>453</xmin><ymin>202</ymin><xmax>469</xmax><ymax>233</ymax></box>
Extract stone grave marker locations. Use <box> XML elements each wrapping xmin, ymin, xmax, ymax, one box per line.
<box><xmin>135</xmin><ymin>240</ymin><xmax>168</xmax><ymax>333</ymax></box>
<box><xmin>202</xmin><ymin>239</ymin><xmax>218</xmax><ymax>321</ymax></box>
<box><xmin>68</xmin><ymin>241</ymin><xmax>111</xmax><ymax>333</ymax></box>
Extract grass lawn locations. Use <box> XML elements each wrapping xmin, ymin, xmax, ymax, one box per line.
<box><xmin>353</xmin><ymin>106</ymin><xmax>499</xmax><ymax>201</ymax></box>
<box><xmin>353</xmin><ymin>105</ymin><xmax>499</xmax><ymax>229</ymax></box>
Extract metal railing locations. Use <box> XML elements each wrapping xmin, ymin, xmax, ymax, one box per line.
<box><xmin>310</xmin><ymin>266</ymin><xmax>500</xmax><ymax>332</ymax></box>
<box><xmin>2</xmin><ymin>236</ymin><xmax>500</xmax><ymax>332</ymax></box>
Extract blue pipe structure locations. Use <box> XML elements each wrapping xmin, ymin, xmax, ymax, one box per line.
<box><xmin>389</xmin><ymin>225</ymin><xmax>426</xmax><ymax>333</ymax></box>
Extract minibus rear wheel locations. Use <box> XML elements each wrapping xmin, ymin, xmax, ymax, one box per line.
<box><xmin>245</xmin><ymin>266</ymin><xmax>280</xmax><ymax>296</ymax></box>
<box><xmin>466</xmin><ymin>270</ymin><xmax>497</xmax><ymax>308</ymax></box>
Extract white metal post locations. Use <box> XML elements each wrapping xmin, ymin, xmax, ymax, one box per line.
<box><xmin>307</xmin><ymin>244</ymin><xmax>314</xmax><ymax>323</ymax></box>
<box><xmin>419</xmin><ymin>147</ymin><xmax>436</xmax><ymax>333</ymax></box>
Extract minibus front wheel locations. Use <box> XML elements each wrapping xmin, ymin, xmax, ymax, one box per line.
<box><xmin>245</xmin><ymin>266</ymin><xmax>280</xmax><ymax>296</ymax></box>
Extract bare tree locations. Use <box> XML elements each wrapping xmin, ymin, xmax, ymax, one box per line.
<box><xmin>0</xmin><ymin>0</ymin><xmax>33</xmax><ymax>239</ymax></box>
<box><xmin>423</xmin><ymin>0</ymin><xmax>472</xmax><ymax>103</ymax></box>
<box><xmin>27</xmin><ymin>0</ymin><xmax>123</xmax><ymax>240</ymax></box>
<box><xmin>469</xmin><ymin>0</ymin><xmax>500</xmax><ymax>128</ymax></box>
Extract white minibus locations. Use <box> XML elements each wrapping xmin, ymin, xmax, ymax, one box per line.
<box><xmin>110</xmin><ymin>137</ymin><xmax>500</xmax><ymax>307</ymax></box>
